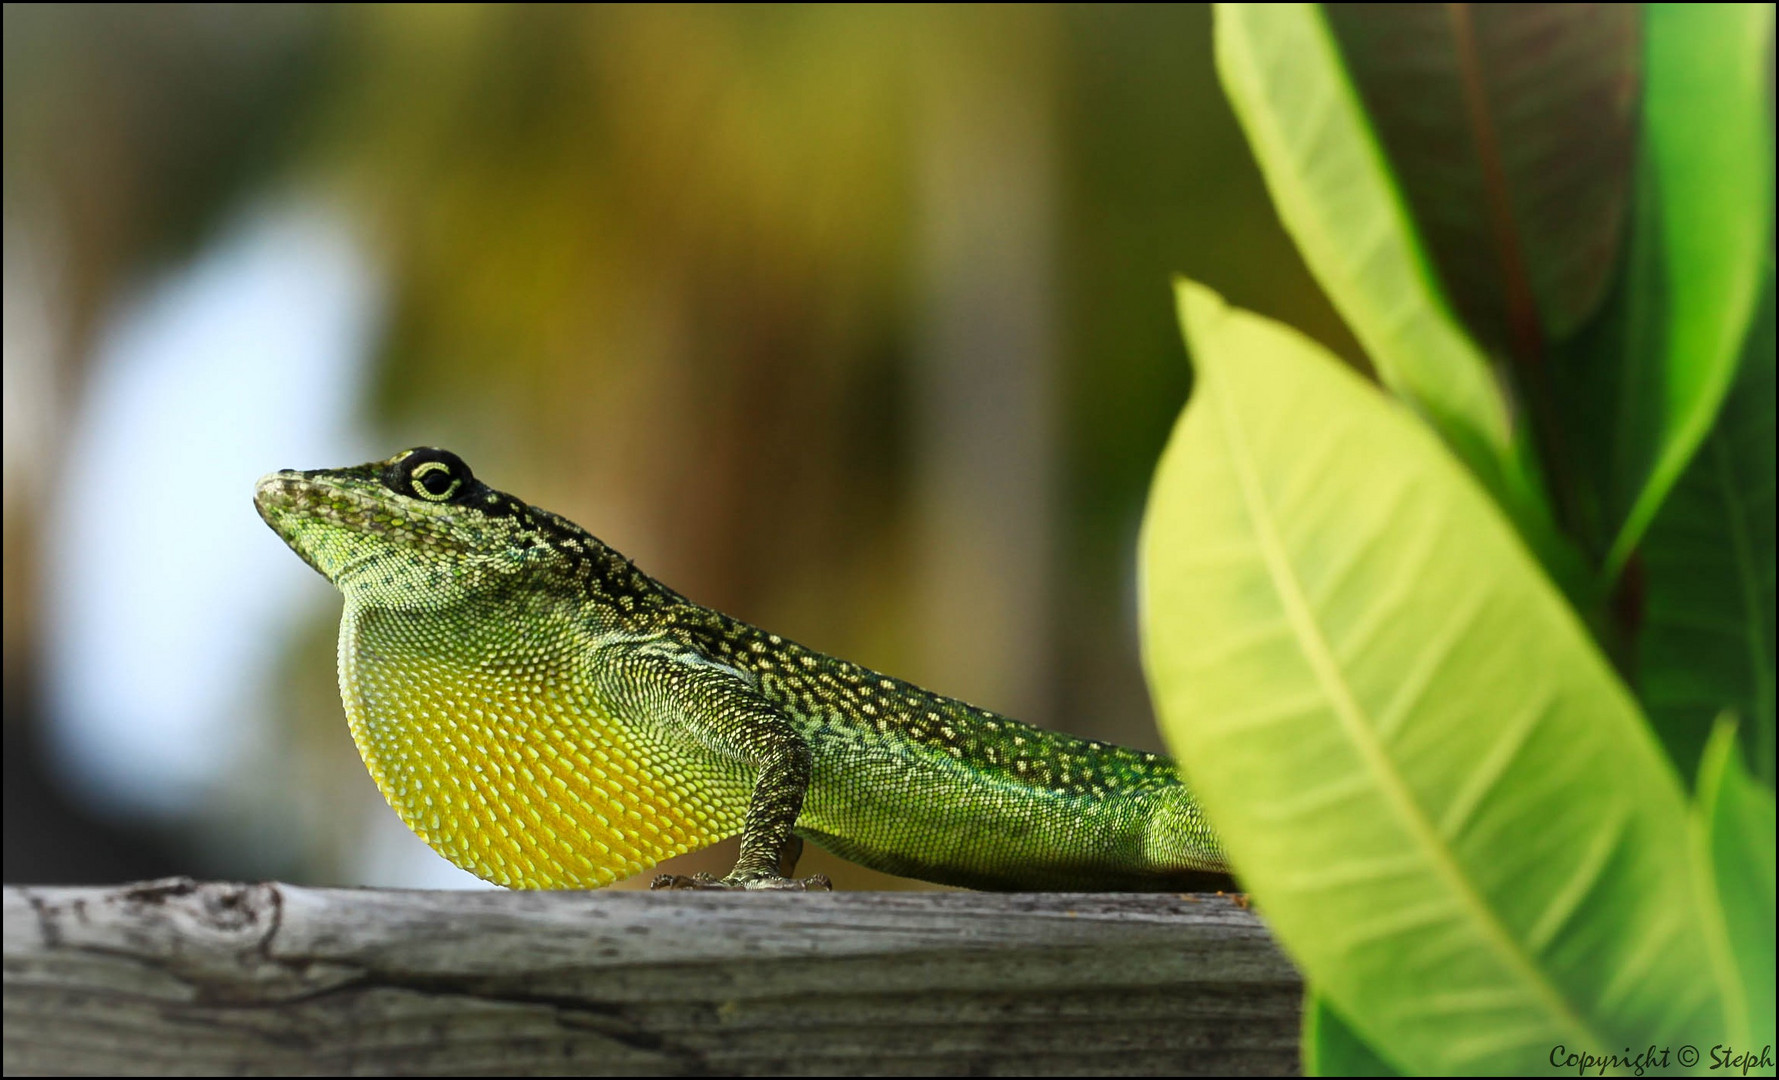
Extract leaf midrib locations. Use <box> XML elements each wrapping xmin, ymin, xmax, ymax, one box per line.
<box><xmin>1207</xmin><ymin>358</ymin><xmax>1609</xmax><ymax>1060</ymax></box>
<box><xmin>1446</xmin><ymin>1</ymin><xmax>1545</xmax><ymax>368</ymax></box>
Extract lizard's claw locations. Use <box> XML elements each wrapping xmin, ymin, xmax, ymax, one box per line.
<box><xmin>649</xmin><ymin>872</ymin><xmax>832</xmax><ymax>891</ymax></box>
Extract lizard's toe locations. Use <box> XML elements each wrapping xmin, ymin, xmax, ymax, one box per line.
<box><xmin>649</xmin><ymin>872</ymin><xmax>726</xmax><ymax>890</ymax></box>
<box><xmin>737</xmin><ymin>873</ymin><xmax>832</xmax><ymax>892</ymax></box>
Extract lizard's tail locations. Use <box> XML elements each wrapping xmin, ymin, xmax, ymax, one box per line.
<box><xmin>1142</xmin><ymin>783</ymin><xmax>1231</xmax><ymax>878</ymax></box>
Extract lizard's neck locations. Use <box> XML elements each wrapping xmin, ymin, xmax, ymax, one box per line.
<box><xmin>509</xmin><ymin>508</ymin><xmax>686</xmax><ymax>625</ymax></box>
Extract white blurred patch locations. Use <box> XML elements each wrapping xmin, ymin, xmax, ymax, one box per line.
<box><xmin>352</xmin><ymin>801</ymin><xmax>498</xmax><ymax>890</ymax></box>
<box><xmin>44</xmin><ymin>199</ymin><xmax>377</xmax><ymax>819</ymax></box>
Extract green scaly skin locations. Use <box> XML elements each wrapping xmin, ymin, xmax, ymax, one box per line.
<box><xmin>255</xmin><ymin>448</ymin><xmax>1231</xmax><ymax>892</ymax></box>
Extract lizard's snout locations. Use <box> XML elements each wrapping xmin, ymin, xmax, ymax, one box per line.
<box><xmin>253</xmin><ymin>471</ymin><xmax>323</xmax><ymax>545</ymax></box>
<box><xmin>253</xmin><ymin>470</ymin><xmax>349</xmax><ymax>583</ymax></box>
<box><xmin>253</xmin><ymin>471</ymin><xmax>299</xmax><ymax>513</ymax></box>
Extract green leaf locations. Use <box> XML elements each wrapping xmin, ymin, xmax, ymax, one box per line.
<box><xmin>1141</xmin><ymin>280</ymin><xmax>1721</xmax><ymax>1074</ymax></box>
<box><xmin>1302</xmin><ymin>988</ymin><xmax>1402</xmax><ymax>1077</ymax></box>
<box><xmin>1639</xmin><ymin>270</ymin><xmax>1776</xmax><ymax>787</ymax></box>
<box><xmin>1324</xmin><ymin>4</ymin><xmax>1639</xmax><ymax>351</ymax></box>
<box><xmin>1691</xmin><ymin>719</ymin><xmax>1777</xmax><ymax>1050</ymax></box>
<box><xmin>1599</xmin><ymin>3</ymin><xmax>1773</xmax><ymax>579</ymax></box>
<box><xmin>1213</xmin><ymin>3</ymin><xmax>1584</xmax><ymax>607</ymax></box>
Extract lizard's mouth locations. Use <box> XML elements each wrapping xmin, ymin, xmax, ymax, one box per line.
<box><xmin>256</xmin><ymin>471</ymin><xmax>404</xmax><ymax>581</ymax></box>
<box><xmin>254</xmin><ymin>468</ymin><xmax>480</xmax><ymax>589</ymax></box>
<box><xmin>253</xmin><ymin>470</ymin><xmax>348</xmax><ymax>541</ymax></box>
<box><xmin>254</xmin><ymin>470</ymin><xmax>310</xmax><ymax>530</ymax></box>
<box><xmin>255</xmin><ymin>470</ymin><xmax>351</xmax><ymax>581</ymax></box>
<box><xmin>255</xmin><ymin>469</ymin><xmax>419</xmax><ymax>538</ymax></box>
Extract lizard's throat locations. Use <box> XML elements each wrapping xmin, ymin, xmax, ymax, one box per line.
<box><xmin>334</xmin><ymin>606</ymin><xmax>743</xmax><ymax>889</ymax></box>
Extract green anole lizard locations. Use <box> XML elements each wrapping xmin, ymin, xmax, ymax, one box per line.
<box><xmin>256</xmin><ymin>448</ymin><xmax>1230</xmax><ymax>891</ymax></box>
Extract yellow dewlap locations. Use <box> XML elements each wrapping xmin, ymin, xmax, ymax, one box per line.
<box><xmin>339</xmin><ymin>624</ymin><xmax>745</xmax><ymax>888</ymax></box>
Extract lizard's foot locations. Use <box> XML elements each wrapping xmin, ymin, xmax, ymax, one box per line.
<box><xmin>738</xmin><ymin>873</ymin><xmax>832</xmax><ymax>892</ymax></box>
<box><xmin>649</xmin><ymin>871</ymin><xmax>832</xmax><ymax>891</ymax></box>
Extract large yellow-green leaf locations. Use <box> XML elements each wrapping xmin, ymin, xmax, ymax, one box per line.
<box><xmin>1213</xmin><ymin>2</ymin><xmax>1582</xmax><ymax>605</ymax></box>
<box><xmin>1600</xmin><ymin>4</ymin><xmax>1773</xmax><ymax>577</ymax></box>
<box><xmin>1639</xmin><ymin>270</ymin><xmax>1775</xmax><ymax>786</ymax></box>
<box><xmin>1140</xmin><ymin>281</ymin><xmax>1719</xmax><ymax>1073</ymax></box>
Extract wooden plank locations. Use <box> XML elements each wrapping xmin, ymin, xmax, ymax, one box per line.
<box><xmin>3</xmin><ymin>879</ymin><xmax>1302</xmax><ymax>1075</ymax></box>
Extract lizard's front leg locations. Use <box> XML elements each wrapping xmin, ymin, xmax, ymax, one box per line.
<box><xmin>653</xmin><ymin>723</ymin><xmax>830</xmax><ymax>891</ymax></box>
<box><xmin>603</xmin><ymin>647</ymin><xmax>830</xmax><ymax>892</ymax></box>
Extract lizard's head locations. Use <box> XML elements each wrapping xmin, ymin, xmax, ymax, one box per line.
<box><xmin>255</xmin><ymin>447</ymin><xmax>581</xmax><ymax>610</ymax></box>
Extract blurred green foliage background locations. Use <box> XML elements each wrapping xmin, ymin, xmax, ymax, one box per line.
<box><xmin>3</xmin><ymin>3</ymin><xmax>1358</xmax><ymax>889</ymax></box>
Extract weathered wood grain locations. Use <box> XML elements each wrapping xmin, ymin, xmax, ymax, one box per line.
<box><xmin>3</xmin><ymin>879</ymin><xmax>1302</xmax><ymax>1075</ymax></box>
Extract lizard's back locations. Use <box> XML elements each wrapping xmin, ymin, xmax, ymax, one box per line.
<box><xmin>671</xmin><ymin>611</ymin><xmax>1228</xmax><ymax>891</ymax></box>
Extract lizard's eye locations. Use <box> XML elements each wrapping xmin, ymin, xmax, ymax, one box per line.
<box><xmin>411</xmin><ymin>461</ymin><xmax>460</xmax><ymax>501</ymax></box>
<box><xmin>387</xmin><ymin>447</ymin><xmax>473</xmax><ymax>503</ymax></box>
